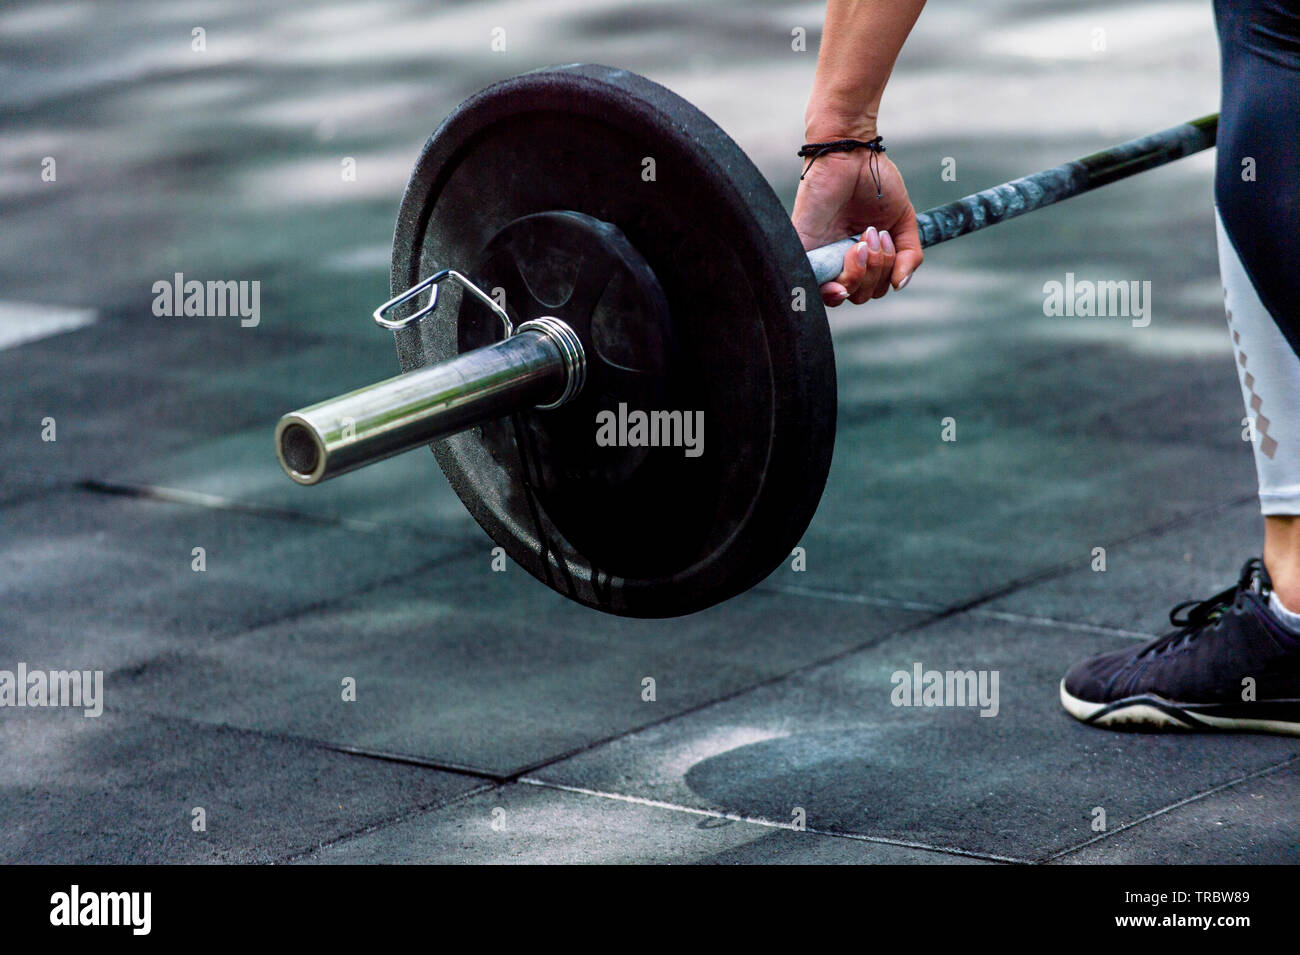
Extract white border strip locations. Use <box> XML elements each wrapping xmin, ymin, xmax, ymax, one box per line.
<box><xmin>0</xmin><ymin>301</ymin><xmax>96</xmax><ymax>349</ymax></box>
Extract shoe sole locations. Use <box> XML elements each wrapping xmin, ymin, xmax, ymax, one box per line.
<box><xmin>1059</xmin><ymin>680</ymin><xmax>1300</xmax><ymax>736</ymax></box>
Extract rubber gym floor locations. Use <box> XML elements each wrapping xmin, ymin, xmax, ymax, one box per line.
<box><xmin>2</xmin><ymin>0</ymin><xmax>1296</xmax><ymax>864</ymax></box>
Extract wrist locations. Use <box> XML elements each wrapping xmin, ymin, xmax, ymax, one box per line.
<box><xmin>804</xmin><ymin>122</ymin><xmax>879</xmax><ymax>146</ymax></box>
<box><xmin>804</xmin><ymin>100</ymin><xmax>879</xmax><ymax>142</ymax></box>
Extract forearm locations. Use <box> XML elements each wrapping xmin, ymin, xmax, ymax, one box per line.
<box><xmin>806</xmin><ymin>0</ymin><xmax>926</xmax><ymax>140</ymax></box>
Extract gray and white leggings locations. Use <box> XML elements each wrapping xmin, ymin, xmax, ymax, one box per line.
<box><xmin>1214</xmin><ymin>0</ymin><xmax>1300</xmax><ymax>516</ymax></box>
<box><xmin>1219</xmin><ymin>210</ymin><xmax>1300</xmax><ymax>515</ymax></box>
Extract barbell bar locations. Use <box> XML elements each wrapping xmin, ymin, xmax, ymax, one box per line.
<box><xmin>808</xmin><ymin>113</ymin><xmax>1218</xmax><ymax>283</ymax></box>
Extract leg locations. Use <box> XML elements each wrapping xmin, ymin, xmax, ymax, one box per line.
<box><xmin>1056</xmin><ymin>0</ymin><xmax>1300</xmax><ymax>735</ymax></box>
<box><xmin>1264</xmin><ymin>516</ymin><xmax>1300</xmax><ymax>609</ymax></box>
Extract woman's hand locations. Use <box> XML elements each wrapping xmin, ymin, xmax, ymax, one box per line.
<box><xmin>792</xmin><ymin>147</ymin><xmax>923</xmax><ymax>306</ymax></box>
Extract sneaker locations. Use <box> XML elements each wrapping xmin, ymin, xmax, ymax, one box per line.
<box><xmin>1060</xmin><ymin>558</ymin><xmax>1300</xmax><ymax>735</ymax></box>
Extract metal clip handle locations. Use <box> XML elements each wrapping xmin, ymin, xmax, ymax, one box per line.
<box><xmin>373</xmin><ymin>269</ymin><xmax>513</xmax><ymax>337</ymax></box>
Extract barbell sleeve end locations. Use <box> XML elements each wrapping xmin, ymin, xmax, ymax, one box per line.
<box><xmin>275</xmin><ymin>323</ymin><xmax>582</xmax><ymax>486</ymax></box>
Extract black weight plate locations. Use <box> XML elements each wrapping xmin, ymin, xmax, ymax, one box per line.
<box><xmin>390</xmin><ymin>64</ymin><xmax>836</xmax><ymax>618</ymax></box>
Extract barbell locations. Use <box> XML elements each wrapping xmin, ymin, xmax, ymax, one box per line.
<box><xmin>274</xmin><ymin>64</ymin><xmax>1217</xmax><ymax>618</ymax></box>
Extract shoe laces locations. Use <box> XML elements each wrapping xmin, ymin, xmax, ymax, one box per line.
<box><xmin>1138</xmin><ymin>557</ymin><xmax>1268</xmax><ymax>658</ymax></box>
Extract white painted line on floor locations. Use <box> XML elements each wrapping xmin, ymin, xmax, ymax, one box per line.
<box><xmin>766</xmin><ymin>583</ymin><xmax>940</xmax><ymax>614</ymax></box>
<box><xmin>1047</xmin><ymin>755</ymin><xmax>1300</xmax><ymax>862</ymax></box>
<box><xmin>966</xmin><ymin>608</ymin><xmax>1157</xmax><ymax>642</ymax></box>
<box><xmin>81</xmin><ymin>479</ymin><xmax>391</xmax><ymax>535</ymax></box>
<box><xmin>0</xmin><ymin>301</ymin><xmax>97</xmax><ymax>349</ymax></box>
<box><xmin>769</xmin><ymin>582</ymin><xmax>1159</xmax><ymax>641</ymax></box>
<box><xmin>518</xmin><ymin>777</ymin><xmax>1022</xmax><ymax>863</ymax></box>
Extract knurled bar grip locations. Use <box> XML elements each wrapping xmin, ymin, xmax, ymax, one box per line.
<box><xmin>806</xmin><ymin>114</ymin><xmax>1219</xmax><ymax>287</ymax></box>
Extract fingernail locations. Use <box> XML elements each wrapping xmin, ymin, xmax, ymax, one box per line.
<box><xmin>832</xmin><ymin>290</ymin><xmax>848</xmax><ymax>305</ymax></box>
<box><xmin>880</xmin><ymin>230</ymin><xmax>895</xmax><ymax>255</ymax></box>
<box><xmin>897</xmin><ymin>271</ymin><xmax>913</xmax><ymax>290</ymax></box>
<box><xmin>866</xmin><ymin>227</ymin><xmax>880</xmax><ymax>252</ymax></box>
<box><xmin>855</xmin><ymin>242</ymin><xmax>869</xmax><ymax>267</ymax></box>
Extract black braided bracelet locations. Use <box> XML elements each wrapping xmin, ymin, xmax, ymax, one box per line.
<box><xmin>797</xmin><ymin>136</ymin><xmax>886</xmax><ymax>197</ymax></box>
